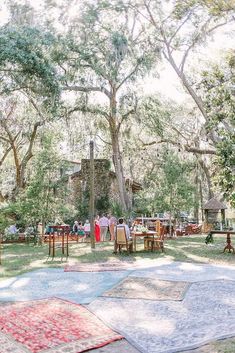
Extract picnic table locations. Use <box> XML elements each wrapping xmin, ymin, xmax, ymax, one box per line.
<box><xmin>131</xmin><ymin>230</ymin><xmax>157</xmax><ymax>252</ymax></box>
<box><xmin>210</xmin><ymin>230</ymin><xmax>235</xmax><ymax>253</ymax></box>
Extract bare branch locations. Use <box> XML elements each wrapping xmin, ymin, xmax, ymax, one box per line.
<box><xmin>96</xmin><ymin>134</ymin><xmax>112</xmax><ymax>145</ymax></box>
<box><xmin>20</xmin><ymin>121</ymin><xmax>42</xmax><ymax>168</ymax></box>
<box><xmin>117</xmin><ymin>109</ymin><xmax>135</xmax><ymax>132</ymax></box>
<box><xmin>0</xmin><ymin>145</ymin><xmax>12</xmax><ymax>166</ymax></box>
<box><xmin>179</xmin><ymin>18</ymin><xmax>230</xmax><ymax>73</ymax></box>
<box><xmin>168</xmin><ymin>10</ymin><xmax>193</xmax><ymax>45</ymax></box>
<box><xmin>117</xmin><ymin>61</ymin><xmax>141</xmax><ymax>90</ymax></box>
<box><xmin>140</xmin><ymin>138</ymin><xmax>216</xmax><ymax>155</ymax></box>
<box><xmin>63</xmin><ymin>85</ymin><xmax>111</xmax><ymax>99</ymax></box>
<box><xmin>68</xmin><ymin>105</ymin><xmax>110</xmax><ymax>122</ymax></box>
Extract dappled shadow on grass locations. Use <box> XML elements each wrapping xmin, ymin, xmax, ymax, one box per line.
<box><xmin>165</xmin><ymin>235</ymin><xmax>235</xmax><ymax>265</ymax></box>
<box><xmin>1</xmin><ymin>236</ymin><xmax>235</xmax><ymax>279</ymax></box>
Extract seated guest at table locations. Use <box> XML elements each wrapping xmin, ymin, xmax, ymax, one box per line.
<box><xmin>113</xmin><ymin>218</ymin><xmax>132</xmax><ymax>254</ymax></box>
<box><xmin>8</xmin><ymin>224</ymin><xmax>18</xmax><ymax>235</ymax></box>
<box><xmin>115</xmin><ymin>218</ymin><xmax>131</xmax><ymax>240</ymax></box>
<box><xmin>84</xmin><ymin>220</ymin><xmax>90</xmax><ymax>237</ymax></box>
<box><xmin>72</xmin><ymin>221</ymin><xmax>79</xmax><ymax>234</ymax></box>
<box><xmin>77</xmin><ymin>222</ymin><xmax>86</xmax><ymax>242</ymax></box>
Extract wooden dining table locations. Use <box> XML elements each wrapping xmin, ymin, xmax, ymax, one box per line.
<box><xmin>131</xmin><ymin>230</ymin><xmax>157</xmax><ymax>252</ymax></box>
<box><xmin>210</xmin><ymin>230</ymin><xmax>235</xmax><ymax>253</ymax></box>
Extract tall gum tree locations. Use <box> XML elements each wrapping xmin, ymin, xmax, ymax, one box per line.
<box><xmin>59</xmin><ymin>1</ymin><xmax>157</xmax><ymax>211</ymax></box>
<box><xmin>130</xmin><ymin>0</ymin><xmax>235</xmax><ymax>198</ymax></box>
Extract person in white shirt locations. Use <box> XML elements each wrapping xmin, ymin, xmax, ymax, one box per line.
<box><xmin>99</xmin><ymin>214</ymin><xmax>109</xmax><ymax>241</ymax></box>
<box><xmin>113</xmin><ymin>218</ymin><xmax>132</xmax><ymax>253</ymax></box>
<box><xmin>84</xmin><ymin>220</ymin><xmax>90</xmax><ymax>237</ymax></box>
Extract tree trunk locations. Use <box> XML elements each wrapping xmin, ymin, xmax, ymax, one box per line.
<box><xmin>194</xmin><ymin>172</ymin><xmax>199</xmax><ymax>223</ymax></box>
<box><xmin>198</xmin><ymin>159</ymin><xmax>214</xmax><ymax>200</ymax></box>
<box><xmin>110</xmin><ymin>126</ymin><xmax>129</xmax><ymax>211</ymax></box>
<box><xmin>109</xmin><ymin>86</ymin><xmax>129</xmax><ymax>212</ymax></box>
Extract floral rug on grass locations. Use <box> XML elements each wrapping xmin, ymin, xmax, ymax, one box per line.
<box><xmin>0</xmin><ymin>298</ymin><xmax>122</xmax><ymax>353</ymax></box>
<box><xmin>102</xmin><ymin>277</ymin><xmax>190</xmax><ymax>301</ymax></box>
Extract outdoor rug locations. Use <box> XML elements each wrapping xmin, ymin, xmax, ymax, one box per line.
<box><xmin>0</xmin><ymin>297</ymin><xmax>122</xmax><ymax>353</ymax></box>
<box><xmin>89</xmin><ymin>279</ymin><xmax>235</xmax><ymax>353</ymax></box>
<box><xmin>130</xmin><ymin>261</ymin><xmax>235</xmax><ymax>282</ymax></box>
<box><xmin>64</xmin><ymin>258</ymin><xmax>160</xmax><ymax>272</ymax></box>
<box><xmin>0</xmin><ymin>268</ymin><xmax>129</xmax><ymax>304</ymax></box>
<box><xmin>102</xmin><ymin>277</ymin><xmax>189</xmax><ymax>301</ymax></box>
<box><xmin>64</xmin><ymin>262</ymin><xmax>131</xmax><ymax>272</ymax></box>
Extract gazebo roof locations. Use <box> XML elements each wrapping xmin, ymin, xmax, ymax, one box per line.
<box><xmin>203</xmin><ymin>197</ymin><xmax>227</xmax><ymax>210</ymax></box>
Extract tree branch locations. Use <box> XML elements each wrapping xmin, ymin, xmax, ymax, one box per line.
<box><xmin>117</xmin><ymin>109</ymin><xmax>136</xmax><ymax>132</ymax></box>
<box><xmin>62</xmin><ymin>85</ymin><xmax>111</xmax><ymax>99</ymax></box>
<box><xmin>20</xmin><ymin>121</ymin><xmax>42</xmax><ymax>169</ymax></box>
<box><xmin>116</xmin><ymin>61</ymin><xmax>142</xmax><ymax>90</ymax></box>
<box><xmin>68</xmin><ymin>105</ymin><xmax>110</xmax><ymax>121</ymax></box>
<box><xmin>96</xmin><ymin>134</ymin><xmax>112</xmax><ymax>145</ymax></box>
<box><xmin>140</xmin><ymin>138</ymin><xmax>216</xmax><ymax>155</ymax></box>
<box><xmin>0</xmin><ymin>145</ymin><xmax>12</xmax><ymax>166</ymax></box>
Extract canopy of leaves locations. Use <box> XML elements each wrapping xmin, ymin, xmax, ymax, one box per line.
<box><xmin>135</xmin><ymin>149</ymin><xmax>197</xmax><ymax>217</ymax></box>
<box><xmin>0</xmin><ymin>26</ymin><xmax>60</xmax><ymax>114</ymax></box>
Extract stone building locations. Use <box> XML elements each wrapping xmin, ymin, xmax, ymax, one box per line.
<box><xmin>67</xmin><ymin>159</ymin><xmax>141</xmax><ymax>214</ymax></box>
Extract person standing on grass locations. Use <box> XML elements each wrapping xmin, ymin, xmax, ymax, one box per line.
<box><xmin>109</xmin><ymin>215</ymin><xmax>117</xmax><ymax>241</ymax></box>
<box><xmin>99</xmin><ymin>214</ymin><xmax>109</xmax><ymax>241</ymax></box>
<box><xmin>95</xmin><ymin>215</ymin><xmax>100</xmax><ymax>242</ymax></box>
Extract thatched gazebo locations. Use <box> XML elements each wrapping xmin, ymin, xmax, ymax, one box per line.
<box><xmin>203</xmin><ymin>197</ymin><xmax>227</xmax><ymax>225</ymax></box>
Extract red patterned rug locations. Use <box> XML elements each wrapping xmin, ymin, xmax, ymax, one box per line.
<box><xmin>0</xmin><ymin>298</ymin><xmax>122</xmax><ymax>353</ymax></box>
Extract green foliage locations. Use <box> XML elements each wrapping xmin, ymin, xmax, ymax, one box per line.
<box><xmin>200</xmin><ymin>61</ymin><xmax>235</xmax><ymax>130</ymax></box>
<box><xmin>139</xmin><ymin>97</ymin><xmax>166</xmax><ymax>138</ymax></box>
<box><xmin>199</xmin><ymin>54</ymin><xmax>235</xmax><ymax>206</ymax></box>
<box><xmin>10</xmin><ymin>135</ymin><xmax>70</xmax><ymax>226</ymax></box>
<box><xmin>110</xmin><ymin>200</ymin><xmax>124</xmax><ymax>218</ymax></box>
<box><xmin>214</xmin><ymin>132</ymin><xmax>235</xmax><ymax>206</ymax></box>
<box><xmin>95</xmin><ymin>196</ymin><xmax>110</xmax><ymax>215</ymax></box>
<box><xmin>0</xmin><ymin>25</ymin><xmax>60</xmax><ymax>114</ymax></box>
<box><xmin>134</xmin><ymin>149</ymin><xmax>197</xmax><ymax>217</ymax></box>
<box><xmin>76</xmin><ymin>189</ymin><xmax>90</xmax><ymax>221</ymax></box>
<box><xmin>0</xmin><ymin>210</ymin><xmax>12</xmax><ymax>235</ymax></box>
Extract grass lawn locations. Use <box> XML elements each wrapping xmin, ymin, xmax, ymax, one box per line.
<box><xmin>1</xmin><ymin>234</ymin><xmax>234</xmax><ymax>278</ymax></box>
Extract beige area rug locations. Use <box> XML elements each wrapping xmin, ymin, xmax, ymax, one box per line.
<box><xmin>102</xmin><ymin>277</ymin><xmax>190</xmax><ymax>301</ymax></box>
<box><xmin>64</xmin><ymin>259</ymin><xmax>159</xmax><ymax>272</ymax></box>
<box><xmin>64</xmin><ymin>262</ymin><xmax>131</xmax><ymax>272</ymax></box>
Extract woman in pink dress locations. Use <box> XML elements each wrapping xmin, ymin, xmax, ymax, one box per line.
<box><xmin>94</xmin><ymin>216</ymin><xmax>100</xmax><ymax>242</ymax></box>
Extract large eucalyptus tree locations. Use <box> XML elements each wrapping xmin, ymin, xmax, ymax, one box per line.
<box><xmin>57</xmin><ymin>0</ymin><xmax>157</xmax><ymax>211</ymax></box>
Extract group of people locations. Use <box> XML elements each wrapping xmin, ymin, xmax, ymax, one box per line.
<box><xmin>72</xmin><ymin>214</ymin><xmax>130</xmax><ymax>243</ymax></box>
<box><xmin>94</xmin><ymin>214</ymin><xmax>118</xmax><ymax>242</ymax></box>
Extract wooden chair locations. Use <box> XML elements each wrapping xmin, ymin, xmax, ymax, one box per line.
<box><xmin>150</xmin><ymin>232</ymin><xmax>165</xmax><ymax>252</ymax></box>
<box><xmin>114</xmin><ymin>226</ymin><xmax>133</xmax><ymax>254</ymax></box>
